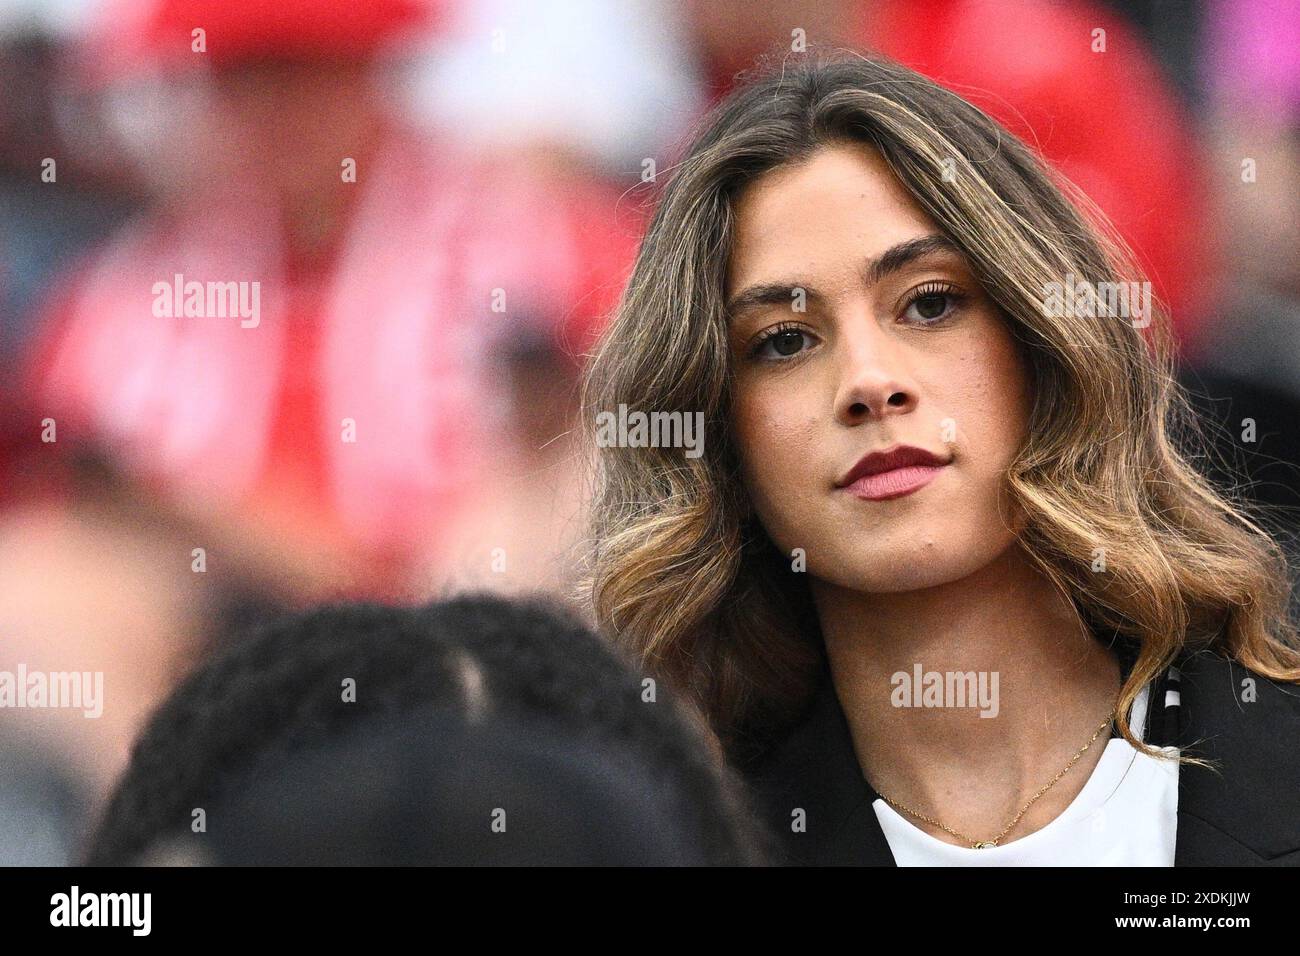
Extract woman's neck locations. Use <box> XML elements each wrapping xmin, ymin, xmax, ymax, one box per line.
<box><xmin>810</xmin><ymin>543</ymin><xmax>1122</xmax><ymax>845</ymax></box>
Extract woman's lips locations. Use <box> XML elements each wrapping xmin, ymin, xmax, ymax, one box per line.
<box><xmin>842</xmin><ymin>463</ymin><xmax>946</xmax><ymax>501</ymax></box>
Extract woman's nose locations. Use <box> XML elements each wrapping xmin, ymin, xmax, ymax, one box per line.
<box><xmin>833</xmin><ymin>324</ymin><xmax>920</xmax><ymax>425</ymax></box>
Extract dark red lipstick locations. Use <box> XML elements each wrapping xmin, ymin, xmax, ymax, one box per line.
<box><xmin>836</xmin><ymin>444</ymin><xmax>951</xmax><ymax>501</ymax></box>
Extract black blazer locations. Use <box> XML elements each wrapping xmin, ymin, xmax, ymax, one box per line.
<box><xmin>738</xmin><ymin>640</ymin><xmax>1300</xmax><ymax>865</ymax></box>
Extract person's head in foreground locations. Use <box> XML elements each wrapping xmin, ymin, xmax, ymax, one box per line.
<box><xmin>581</xmin><ymin>51</ymin><xmax>1300</xmax><ymax>862</ymax></box>
<box><xmin>86</xmin><ymin>595</ymin><xmax>770</xmax><ymax>865</ymax></box>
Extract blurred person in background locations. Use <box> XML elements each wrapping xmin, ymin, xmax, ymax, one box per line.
<box><xmin>0</xmin><ymin>6</ymin><xmax>238</xmax><ymax>865</ymax></box>
<box><xmin>85</xmin><ymin>595</ymin><xmax>770</xmax><ymax>866</ymax></box>
<box><xmin>0</xmin><ymin>18</ymin><xmax>139</xmax><ymax>373</ymax></box>
<box><xmin>0</xmin><ymin>417</ymin><xmax>285</xmax><ymax>864</ymax></box>
<box><xmin>1190</xmin><ymin>0</ymin><xmax>1300</xmax><ymax>392</ymax></box>
<box><xmin>20</xmin><ymin>0</ymin><xmax>637</xmax><ymax>607</ymax></box>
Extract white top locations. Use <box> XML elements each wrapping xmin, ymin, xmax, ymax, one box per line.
<box><xmin>873</xmin><ymin>683</ymin><xmax>1180</xmax><ymax>866</ymax></box>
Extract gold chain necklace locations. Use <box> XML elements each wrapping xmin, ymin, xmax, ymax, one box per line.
<box><xmin>872</xmin><ymin>708</ymin><xmax>1117</xmax><ymax>849</ymax></box>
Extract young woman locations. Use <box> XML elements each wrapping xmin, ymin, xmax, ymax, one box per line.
<box><xmin>580</xmin><ymin>52</ymin><xmax>1300</xmax><ymax>866</ymax></box>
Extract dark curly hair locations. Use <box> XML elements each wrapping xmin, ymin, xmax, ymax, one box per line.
<box><xmin>85</xmin><ymin>593</ymin><xmax>772</xmax><ymax>865</ymax></box>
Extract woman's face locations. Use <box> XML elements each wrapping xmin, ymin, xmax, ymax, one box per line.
<box><xmin>725</xmin><ymin>141</ymin><xmax>1033</xmax><ymax>594</ymax></box>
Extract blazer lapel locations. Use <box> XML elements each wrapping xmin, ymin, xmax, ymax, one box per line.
<box><xmin>741</xmin><ymin>658</ymin><xmax>895</xmax><ymax>865</ymax></box>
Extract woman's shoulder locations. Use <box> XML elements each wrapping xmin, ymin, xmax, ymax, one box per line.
<box><xmin>1170</xmin><ymin>647</ymin><xmax>1300</xmax><ymax>864</ymax></box>
<box><xmin>1170</xmin><ymin>646</ymin><xmax>1300</xmax><ymax>730</ymax></box>
<box><xmin>1160</xmin><ymin>645</ymin><xmax>1300</xmax><ymax>758</ymax></box>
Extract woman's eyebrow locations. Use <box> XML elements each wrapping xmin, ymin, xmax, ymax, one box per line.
<box><xmin>725</xmin><ymin>281</ymin><xmax>825</xmax><ymax>321</ymax></box>
<box><xmin>861</xmin><ymin>233</ymin><xmax>963</xmax><ymax>286</ymax></box>
<box><xmin>726</xmin><ymin>233</ymin><xmax>962</xmax><ymax>320</ymax></box>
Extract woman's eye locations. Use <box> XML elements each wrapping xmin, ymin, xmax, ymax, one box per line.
<box><xmin>755</xmin><ymin>327</ymin><xmax>812</xmax><ymax>360</ymax></box>
<box><xmin>902</xmin><ymin>290</ymin><xmax>960</xmax><ymax>324</ymax></box>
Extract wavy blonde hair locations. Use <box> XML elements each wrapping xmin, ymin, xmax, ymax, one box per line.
<box><xmin>578</xmin><ymin>51</ymin><xmax>1300</xmax><ymax>767</ymax></box>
